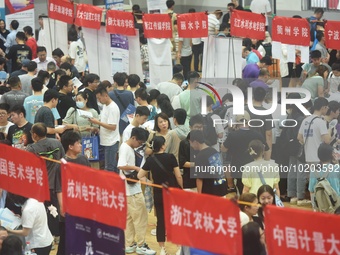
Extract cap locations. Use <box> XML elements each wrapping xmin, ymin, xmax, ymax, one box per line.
<box><xmin>21</xmin><ymin>59</ymin><xmax>30</xmax><ymax>67</ymax></box>
<box><xmin>235</xmin><ymin>111</ymin><xmax>250</xmax><ymax>122</ymax></box>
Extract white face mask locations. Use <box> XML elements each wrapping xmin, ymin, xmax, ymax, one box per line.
<box><xmin>76</xmin><ymin>101</ymin><xmax>85</xmax><ymax>109</ymax></box>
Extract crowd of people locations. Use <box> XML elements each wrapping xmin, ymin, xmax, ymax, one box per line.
<box><xmin>0</xmin><ymin>0</ymin><xmax>339</xmax><ymax>255</ymax></box>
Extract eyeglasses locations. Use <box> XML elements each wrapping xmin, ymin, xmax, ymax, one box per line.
<box><xmin>0</xmin><ymin>112</ymin><xmax>7</xmax><ymax>116</ymax></box>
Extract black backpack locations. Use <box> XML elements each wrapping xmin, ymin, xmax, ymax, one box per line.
<box><xmin>203</xmin><ymin>113</ymin><xmax>218</xmax><ymax>146</ymax></box>
<box><xmin>213</xmin><ymin>104</ymin><xmax>233</xmax><ymax>119</ymax></box>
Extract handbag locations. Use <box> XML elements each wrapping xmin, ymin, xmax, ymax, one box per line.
<box><xmin>297</xmin><ymin>116</ymin><xmax>319</xmax><ymax>163</ymax></box>
<box><xmin>81</xmin><ymin>135</ymin><xmax>99</xmax><ymax>161</ymax></box>
<box><xmin>257</xmin><ymin>171</ymin><xmax>284</xmax><ymax>207</ymax></box>
<box><xmin>123</xmin><ymin>170</ymin><xmax>139</xmax><ymax>185</ymax></box>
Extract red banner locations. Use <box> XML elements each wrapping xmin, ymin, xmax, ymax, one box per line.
<box><xmin>48</xmin><ymin>0</ymin><xmax>74</xmax><ymax>24</ymax></box>
<box><xmin>62</xmin><ymin>161</ymin><xmax>127</xmax><ymax>230</ymax></box>
<box><xmin>143</xmin><ymin>14</ymin><xmax>173</xmax><ymax>38</ymax></box>
<box><xmin>0</xmin><ymin>144</ymin><xmax>50</xmax><ymax>202</ymax></box>
<box><xmin>325</xmin><ymin>21</ymin><xmax>340</xmax><ymax>50</ymax></box>
<box><xmin>177</xmin><ymin>12</ymin><xmax>208</xmax><ymax>38</ymax></box>
<box><xmin>163</xmin><ymin>188</ymin><xmax>242</xmax><ymax>255</ymax></box>
<box><xmin>106</xmin><ymin>10</ymin><xmax>136</xmax><ymax>36</ymax></box>
<box><xmin>272</xmin><ymin>16</ymin><xmax>310</xmax><ymax>46</ymax></box>
<box><xmin>75</xmin><ymin>4</ymin><xmax>102</xmax><ymax>30</ymax></box>
<box><xmin>265</xmin><ymin>205</ymin><xmax>340</xmax><ymax>255</ymax></box>
<box><xmin>230</xmin><ymin>10</ymin><xmax>266</xmax><ymax>40</ymax></box>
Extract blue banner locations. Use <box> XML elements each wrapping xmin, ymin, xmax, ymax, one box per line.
<box><xmin>105</xmin><ymin>0</ymin><xmax>124</xmax><ymax>10</ymax></box>
<box><xmin>66</xmin><ymin>215</ymin><xmax>125</xmax><ymax>255</ymax></box>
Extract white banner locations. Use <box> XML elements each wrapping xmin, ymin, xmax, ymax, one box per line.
<box><xmin>128</xmin><ymin>29</ymin><xmax>143</xmax><ymax>79</ymax></box>
<box><xmin>44</xmin><ymin>18</ymin><xmax>68</xmax><ymax>58</ymax></box>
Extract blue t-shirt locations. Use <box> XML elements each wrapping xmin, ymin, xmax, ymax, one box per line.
<box><xmin>308</xmin><ymin>164</ymin><xmax>340</xmax><ymax>196</ymax></box>
<box><xmin>246</xmin><ymin>51</ymin><xmax>259</xmax><ymax>64</ymax></box>
<box><xmin>24</xmin><ymin>95</ymin><xmax>60</xmax><ymax>124</ymax></box>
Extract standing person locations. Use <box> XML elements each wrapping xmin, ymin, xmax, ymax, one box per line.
<box><xmin>0</xmin><ymin>19</ymin><xmax>10</xmax><ymax>53</ymax></box>
<box><xmin>52</xmin><ymin>48</ymin><xmax>64</xmax><ymax>68</ymax></box>
<box><xmin>122</xmin><ymin>106</ymin><xmax>150</xmax><ymax>142</ymax></box>
<box><xmin>9</xmin><ymin>59</ymin><xmax>29</xmax><ymax>78</ymax></box>
<box><xmin>26</xmin><ymin>123</ymin><xmax>65</xmax><ymax>252</ymax></box>
<box><xmin>68</xmin><ymin>25</ymin><xmax>86</xmax><ymax>75</ymax></box>
<box><xmin>156</xmin><ymin>73</ymin><xmax>183</xmax><ymax>102</ymax></box>
<box><xmin>250</xmin><ymin>0</ymin><xmax>272</xmax><ymax>30</ymax></box>
<box><xmin>5</xmin><ymin>193</ymin><xmax>53</xmax><ymax>255</ymax></box>
<box><xmin>56</xmin><ymin>75</ymin><xmax>76</xmax><ymax>125</ymax></box>
<box><xmin>0</xmin><ymin>76</ymin><xmax>28</xmax><ymax>109</ymax></box>
<box><xmin>117</xmin><ymin>127</ymin><xmax>156</xmax><ymax>255</ymax></box>
<box><xmin>315</xmin><ymin>31</ymin><xmax>330</xmax><ymax>64</ymax></box>
<box><xmin>7</xmin><ymin>105</ymin><xmax>33</xmax><ymax>149</ymax></box>
<box><xmin>90</xmin><ymin>86</ymin><xmax>120</xmax><ymax>173</ymax></box>
<box><xmin>308</xmin><ymin>8</ymin><xmax>324</xmax><ymax>46</ymax></box>
<box><xmin>222</xmin><ymin>3</ymin><xmax>235</xmax><ymax>25</ymax></box>
<box><xmin>33</xmin><ymin>46</ymin><xmax>56</xmax><ymax>72</ymax></box>
<box><xmin>232</xmin><ymin>0</ymin><xmax>244</xmax><ymax>10</ymax></box>
<box><xmin>177</xmin><ymin>36</ymin><xmax>192</xmax><ymax>81</ymax></box>
<box><xmin>208</xmin><ymin>10</ymin><xmax>222</xmax><ymax>35</ymax></box>
<box><xmin>138</xmin><ymin>136</ymin><xmax>182</xmax><ymax>255</ymax></box>
<box><xmin>0</xmin><ymin>103</ymin><xmax>13</xmax><ymax>138</ymax></box>
<box><xmin>23</xmin><ymin>26</ymin><xmax>38</xmax><ymax>59</ymax></box>
<box><xmin>4</xmin><ymin>20</ymin><xmax>18</xmax><ymax>53</ymax></box>
<box><xmin>34</xmin><ymin>89</ymin><xmax>67</xmax><ymax>139</ymax></box>
<box><xmin>83</xmin><ymin>73</ymin><xmax>100</xmax><ymax>114</ymax></box>
<box><xmin>5</xmin><ymin>32</ymin><xmax>32</xmax><ymax>72</ymax></box>
<box><xmin>18</xmin><ymin>61</ymin><xmax>37</xmax><ymax>95</ymax></box>
<box><xmin>189</xmin><ymin>130</ymin><xmax>227</xmax><ymax>197</ymax></box>
<box><xmin>37</xmin><ymin>14</ymin><xmax>47</xmax><ymax>47</ymax></box>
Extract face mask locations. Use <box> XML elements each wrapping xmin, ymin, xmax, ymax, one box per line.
<box><xmin>76</xmin><ymin>101</ymin><xmax>85</xmax><ymax>109</ymax></box>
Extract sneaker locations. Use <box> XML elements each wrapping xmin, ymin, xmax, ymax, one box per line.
<box><xmin>290</xmin><ymin>197</ymin><xmax>298</xmax><ymax>204</ymax></box>
<box><xmin>160</xmin><ymin>247</ymin><xmax>168</xmax><ymax>255</ymax></box>
<box><xmin>125</xmin><ymin>243</ymin><xmax>137</xmax><ymax>254</ymax></box>
<box><xmin>151</xmin><ymin>229</ymin><xmax>157</xmax><ymax>236</ymax></box>
<box><xmin>136</xmin><ymin>243</ymin><xmax>156</xmax><ymax>255</ymax></box>
<box><xmin>297</xmin><ymin>199</ymin><xmax>312</xmax><ymax>206</ymax></box>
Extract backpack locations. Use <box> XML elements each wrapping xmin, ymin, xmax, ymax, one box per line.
<box><xmin>202</xmin><ymin>113</ymin><xmax>218</xmax><ymax>146</ymax></box>
<box><xmin>213</xmin><ymin>104</ymin><xmax>233</xmax><ymax>119</ymax></box>
<box><xmin>314</xmin><ymin>174</ymin><xmax>340</xmax><ymax>213</ymax></box>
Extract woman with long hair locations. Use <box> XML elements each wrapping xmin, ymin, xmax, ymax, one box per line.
<box><xmin>256</xmin><ymin>184</ymin><xmax>276</xmax><ymax>229</ymax></box>
<box><xmin>0</xmin><ymin>19</ymin><xmax>10</xmax><ymax>53</ymax></box>
<box><xmin>242</xmin><ymin>222</ymin><xmax>266</xmax><ymax>255</ymax></box>
<box><xmin>138</xmin><ymin>136</ymin><xmax>182</xmax><ymax>255</ymax></box>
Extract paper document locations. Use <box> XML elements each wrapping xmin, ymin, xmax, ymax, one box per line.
<box><xmin>0</xmin><ymin>208</ymin><xmax>22</xmax><ymax>230</ymax></box>
<box><xmin>72</xmin><ymin>77</ymin><xmax>83</xmax><ymax>88</ymax></box>
<box><xmin>77</xmin><ymin>109</ymin><xmax>93</xmax><ymax>119</ymax></box>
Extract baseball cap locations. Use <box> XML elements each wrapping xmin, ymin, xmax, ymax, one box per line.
<box><xmin>235</xmin><ymin>111</ymin><xmax>250</xmax><ymax>122</ymax></box>
<box><xmin>21</xmin><ymin>59</ymin><xmax>30</xmax><ymax>67</ymax></box>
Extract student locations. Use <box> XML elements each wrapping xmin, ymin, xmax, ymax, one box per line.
<box><xmin>238</xmin><ymin>193</ymin><xmax>262</xmax><ymax>228</ymax></box>
<box><xmin>0</xmin><ymin>235</ymin><xmax>22</xmax><ymax>255</ymax></box>
<box><xmin>18</xmin><ymin>61</ymin><xmax>38</xmax><ymax>95</ymax></box>
<box><xmin>135</xmin><ymin>88</ymin><xmax>158</xmax><ymax>121</ymax></box>
<box><xmin>0</xmin><ymin>76</ymin><xmax>28</xmax><ymax>109</ymax></box>
<box><xmin>117</xmin><ymin>127</ymin><xmax>155</xmax><ymax>255</ymax></box>
<box><xmin>0</xmin><ymin>103</ymin><xmax>13</xmax><ymax>138</ymax></box>
<box><xmin>90</xmin><ymin>85</ymin><xmax>120</xmax><ymax>173</ymax></box>
<box><xmin>122</xmin><ymin>106</ymin><xmax>150</xmax><ymax>143</ymax></box>
<box><xmin>56</xmin><ymin>75</ymin><xmax>76</xmax><ymax>124</ymax></box>
<box><xmin>34</xmin><ymin>89</ymin><xmax>67</xmax><ymax>139</ymax></box>
<box><xmin>242</xmin><ymin>222</ymin><xmax>266</xmax><ymax>255</ymax></box>
<box><xmin>6</xmin><ymin>193</ymin><xmax>53</xmax><ymax>255</ymax></box>
<box><xmin>138</xmin><ymin>136</ymin><xmax>182</xmax><ymax>255</ymax></box>
<box><xmin>7</xmin><ymin>105</ymin><xmax>33</xmax><ymax>149</ymax></box>
<box><xmin>83</xmin><ymin>73</ymin><xmax>100</xmax><ymax>114</ymax></box>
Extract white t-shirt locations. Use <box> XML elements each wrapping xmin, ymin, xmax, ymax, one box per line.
<box><xmin>328</xmin><ymin>72</ymin><xmax>340</xmax><ymax>93</ymax></box>
<box><xmin>99</xmin><ymin>101</ymin><xmax>120</xmax><ymax>146</ymax></box>
<box><xmin>179</xmin><ymin>38</ymin><xmax>192</xmax><ymax>57</ymax></box>
<box><xmin>122</xmin><ymin>123</ymin><xmax>135</xmax><ymax>143</ymax></box>
<box><xmin>118</xmin><ymin>142</ymin><xmax>142</xmax><ymax>196</ymax></box>
<box><xmin>210</xmin><ymin>113</ymin><xmax>224</xmax><ymax>152</ymax></box>
<box><xmin>157</xmin><ymin>81</ymin><xmax>183</xmax><ymax>102</ymax></box>
<box><xmin>0</xmin><ymin>121</ymin><xmax>14</xmax><ymax>136</ymax></box>
<box><xmin>69</xmin><ymin>39</ymin><xmax>86</xmax><ymax>73</ymax></box>
<box><xmin>22</xmin><ymin>198</ymin><xmax>53</xmax><ymax>249</ymax></box>
<box><xmin>328</xmin><ymin>92</ymin><xmax>340</xmax><ymax>103</ymax></box>
<box><xmin>250</xmin><ymin>0</ymin><xmax>272</xmax><ymax>25</ymax></box>
<box><xmin>208</xmin><ymin>14</ymin><xmax>220</xmax><ymax>35</ymax></box>
<box><xmin>298</xmin><ymin>115</ymin><xmax>328</xmax><ymax>162</ymax></box>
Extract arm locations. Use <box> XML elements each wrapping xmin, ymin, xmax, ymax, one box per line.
<box><xmin>318</xmin><ymin>85</ymin><xmax>324</xmax><ymax>98</ymax></box>
<box><xmin>297</xmin><ymin>133</ymin><xmax>304</xmax><ymax>144</ymax></box>
<box><xmin>47</xmin><ymin>126</ymin><xmax>65</xmax><ymax>134</ymax></box>
<box><xmin>6</xmin><ymin>227</ymin><xmax>31</xmax><ymax>237</ymax></box>
<box><xmin>196</xmin><ymin>178</ymin><xmax>203</xmax><ymax>193</ymax></box>
<box><xmin>321</xmin><ymin>134</ymin><xmax>331</xmax><ymax>144</ymax></box>
<box><xmin>174</xmin><ymin>166</ymin><xmax>183</xmax><ymax>188</ymax></box>
<box><xmin>220</xmin><ymin>145</ymin><xmax>228</xmax><ymax>153</ymax></box>
<box><xmin>89</xmin><ymin>118</ymin><xmax>117</xmax><ymax>131</ymax></box>
<box><xmin>273</xmin><ymin>183</ymin><xmax>280</xmax><ymax>197</ymax></box>
<box><xmin>177</xmin><ymin>40</ymin><xmax>183</xmax><ymax>59</ymax></box>
<box><xmin>137</xmin><ymin>169</ymin><xmax>148</xmax><ymax>179</ymax></box>
<box><xmin>242</xmin><ymin>185</ymin><xmax>250</xmax><ymax>193</ymax></box>
<box><xmin>119</xmin><ymin>165</ymin><xmax>140</xmax><ymax>172</ymax></box>
<box><xmin>57</xmin><ymin>192</ymin><xmax>64</xmax><ymax>217</ymax></box>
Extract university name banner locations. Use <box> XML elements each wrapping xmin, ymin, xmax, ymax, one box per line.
<box><xmin>272</xmin><ymin>16</ymin><xmax>310</xmax><ymax>46</ymax></box>
<box><xmin>325</xmin><ymin>21</ymin><xmax>340</xmax><ymax>50</ymax></box>
<box><xmin>66</xmin><ymin>215</ymin><xmax>124</xmax><ymax>255</ymax></box>
<box><xmin>0</xmin><ymin>144</ymin><xmax>50</xmax><ymax>202</ymax></box>
<box><xmin>143</xmin><ymin>14</ymin><xmax>173</xmax><ymax>38</ymax></box>
<box><xmin>163</xmin><ymin>188</ymin><xmax>242</xmax><ymax>255</ymax></box>
<box><xmin>177</xmin><ymin>12</ymin><xmax>208</xmax><ymax>38</ymax></box>
<box><xmin>48</xmin><ymin>0</ymin><xmax>74</xmax><ymax>24</ymax></box>
<box><xmin>75</xmin><ymin>4</ymin><xmax>102</xmax><ymax>30</ymax></box>
<box><xmin>265</xmin><ymin>205</ymin><xmax>340</xmax><ymax>255</ymax></box>
<box><xmin>106</xmin><ymin>10</ymin><xmax>136</xmax><ymax>36</ymax></box>
<box><xmin>230</xmin><ymin>10</ymin><xmax>266</xmax><ymax>40</ymax></box>
<box><xmin>61</xmin><ymin>161</ymin><xmax>127</xmax><ymax>229</ymax></box>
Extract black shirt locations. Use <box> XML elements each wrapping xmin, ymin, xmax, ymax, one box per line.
<box><xmin>7</xmin><ymin>122</ymin><xmax>33</xmax><ymax>148</ymax></box>
<box><xmin>84</xmin><ymin>88</ymin><xmax>99</xmax><ymax>114</ymax></box>
<box><xmin>179</xmin><ymin>138</ymin><xmax>197</xmax><ymax>189</ymax></box>
<box><xmin>6</xmin><ymin>44</ymin><xmax>32</xmax><ymax>72</ymax></box>
<box><xmin>194</xmin><ymin>147</ymin><xmax>227</xmax><ymax>197</ymax></box>
<box><xmin>10</xmin><ymin>69</ymin><xmax>27</xmax><ymax>78</ymax></box>
<box><xmin>0</xmin><ymin>29</ymin><xmax>10</xmax><ymax>52</ymax></box>
<box><xmin>57</xmin><ymin>93</ymin><xmax>76</xmax><ymax>125</ymax></box>
<box><xmin>245</xmin><ymin>105</ymin><xmax>273</xmax><ymax>141</ymax></box>
<box><xmin>34</xmin><ymin>106</ymin><xmax>55</xmax><ymax>138</ymax></box>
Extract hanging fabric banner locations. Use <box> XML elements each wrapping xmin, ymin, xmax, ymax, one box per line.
<box><xmin>106</xmin><ymin>10</ymin><xmax>136</xmax><ymax>36</ymax></box>
<box><xmin>325</xmin><ymin>21</ymin><xmax>340</xmax><ymax>50</ymax></box>
<box><xmin>230</xmin><ymin>10</ymin><xmax>266</xmax><ymax>40</ymax></box>
<box><xmin>177</xmin><ymin>12</ymin><xmax>208</xmax><ymax>38</ymax></box>
<box><xmin>75</xmin><ymin>4</ymin><xmax>102</xmax><ymax>30</ymax></box>
<box><xmin>66</xmin><ymin>215</ymin><xmax>125</xmax><ymax>255</ymax></box>
<box><xmin>48</xmin><ymin>0</ymin><xmax>74</xmax><ymax>24</ymax></box>
<box><xmin>62</xmin><ymin>161</ymin><xmax>127</xmax><ymax>229</ymax></box>
<box><xmin>272</xmin><ymin>16</ymin><xmax>310</xmax><ymax>46</ymax></box>
<box><xmin>143</xmin><ymin>14</ymin><xmax>173</xmax><ymax>38</ymax></box>
<box><xmin>265</xmin><ymin>205</ymin><xmax>340</xmax><ymax>255</ymax></box>
<box><xmin>0</xmin><ymin>144</ymin><xmax>50</xmax><ymax>202</ymax></box>
<box><xmin>163</xmin><ymin>188</ymin><xmax>242</xmax><ymax>255</ymax></box>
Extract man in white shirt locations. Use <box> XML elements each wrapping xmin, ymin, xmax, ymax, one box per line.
<box><xmin>157</xmin><ymin>73</ymin><xmax>183</xmax><ymax>102</ymax></box>
<box><xmin>4</xmin><ymin>20</ymin><xmax>19</xmax><ymax>53</ymax></box>
<box><xmin>33</xmin><ymin>46</ymin><xmax>56</xmax><ymax>72</ymax></box>
<box><xmin>250</xmin><ymin>0</ymin><xmax>272</xmax><ymax>27</ymax></box>
<box><xmin>37</xmin><ymin>14</ymin><xmax>47</xmax><ymax>47</ymax></box>
<box><xmin>328</xmin><ymin>62</ymin><xmax>340</xmax><ymax>93</ymax></box>
<box><xmin>90</xmin><ymin>86</ymin><xmax>120</xmax><ymax>173</ymax></box>
<box><xmin>118</xmin><ymin>127</ymin><xmax>155</xmax><ymax>255</ymax></box>
<box><xmin>208</xmin><ymin>10</ymin><xmax>222</xmax><ymax>35</ymax></box>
